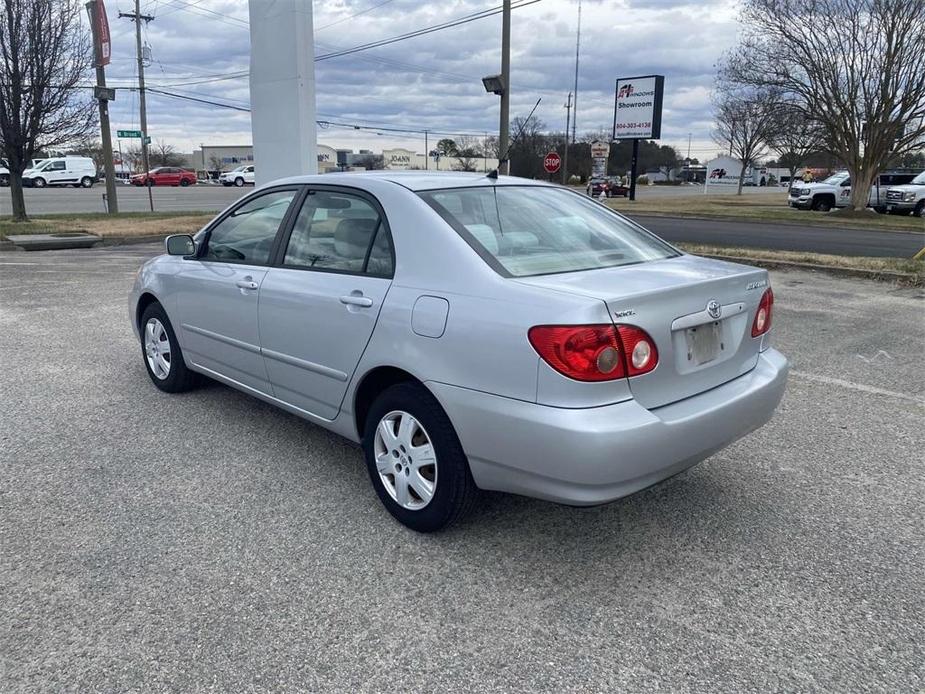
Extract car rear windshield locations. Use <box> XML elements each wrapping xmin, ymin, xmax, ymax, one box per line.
<box><xmin>419</xmin><ymin>185</ymin><xmax>679</xmax><ymax>277</ymax></box>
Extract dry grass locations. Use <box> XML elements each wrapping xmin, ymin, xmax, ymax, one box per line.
<box><xmin>604</xmin><ymin>192</ymin><xmax>925</xmax><ymax>232</ymax></box>
<box><xmin>0</xmin><ymin>212</ymin><xmax>214</xmax><ymax>239</ymax></box>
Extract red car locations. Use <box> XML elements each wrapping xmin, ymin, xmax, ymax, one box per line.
<box><xmin>131</xmin><ymin>167</ymin><xmax>196</xmax><ymax>187</ymax></box>
<box><xmin>586</xmin><ymin>177</ymin><xmax>629</xmax><ymax>198</ymax></box>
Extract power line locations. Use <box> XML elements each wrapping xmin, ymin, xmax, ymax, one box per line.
<box><xmin>315</xmin><ymin>0</ymin><xmax>397</xmax><ymax>32</ymax></box>
<box><xmin>315</xmin><ymin>0</ymin><xmax>542</xmax><ymax>61</ymax></box>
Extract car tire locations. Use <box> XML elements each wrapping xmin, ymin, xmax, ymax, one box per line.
<box><xmin>363</xmin><ymin>382</ymin><xmax>478</xmax><ymax>532</ymax></box>
<box><xmin>811</xmin><ymin>197</ymin><xmax>831</xmax><ymax>212</ymax></box>
<box><xmin>0</xmin><ymin>174</ymin><xmax>8</xmax><ymax>186</ymax></box>
<box><xmin>180</xmin><ymin>179</ymin><xmax>190</xmax><ymax>187</ymax></box>
<box><xmin>80</xmin><ymin>176</ymin><xmax>93</xmax><ymax>188</ymax></box>
<box><xmin>139</xmin><ymin>302</ymin><xmax>200</xmax><ymax>393</ymax></box>
<box><xmin>234</xmin><ymin>177</ymin><xmax>244</xmax><ymax>187</ymax></box>
<box><xmin>146</xmin><ymin>179</ymin><xmax>154</xmax><ymax>187</ymax></box>
<box><xmin>915</xmin><ymin>201</ymin><xmax>925</xmax><ymax>218</ymax></box>
<box><xmin>32</xmin><ymin>177</ymin><xmax>46</xmax><ymax>188</ymax></box>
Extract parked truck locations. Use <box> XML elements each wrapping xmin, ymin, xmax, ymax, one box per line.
<box><xmin>884</xmin><ymin>170</ymin><xmax>925</xmax><ymax>217</ymax></box>
<box><xmin>788</xmin><ymin>170</ymin><xmax>920</xmax><ymax>212</ymax></box>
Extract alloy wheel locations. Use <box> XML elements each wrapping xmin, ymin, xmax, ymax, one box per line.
<box><xmin>373</xmin><ymin>410</ymin><xmax>438</xmax><ymax>510</ymax></box>
<box><xmin>144</xmin><ymin>318</ymin><xmax>171</xmax><ymax>380</ymax></box>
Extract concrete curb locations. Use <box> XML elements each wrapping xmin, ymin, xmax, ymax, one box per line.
<box><xmin>703</xmin><ymin>254</ymin><xmax>922</xmax><ymax>286</ymax></box>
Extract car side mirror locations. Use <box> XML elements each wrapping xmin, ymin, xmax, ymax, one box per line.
<box><xmin>165</xmin><ymin>234</ymin><xmax>195</xmax><ymax>256</ymax></box>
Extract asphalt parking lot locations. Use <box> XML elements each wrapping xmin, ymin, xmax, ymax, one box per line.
<box><xmin>1</xmin><ymin>244</ymin><xmax>923</xmax><ymax>692</ymax></box>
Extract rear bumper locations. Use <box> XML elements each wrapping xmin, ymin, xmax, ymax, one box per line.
<box><xmin>428</xmin><ymin>348</ymin><xmax>789</xmax><ymax>506</ymax></box>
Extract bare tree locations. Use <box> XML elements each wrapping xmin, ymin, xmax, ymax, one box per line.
<box><xmin>769</xmin><ymin>102</ymin><xmax>826</xmax><ymax>191</ymax></box>
<box><xmin>453</xmin><ymin>135</ymin><xmax>479</xmax><ymax>172</ymax></box>
<box><xmin>721</xmin><ymin>0</ymin><xmax>925</xmax><ymax>210</ymax></box>
<box><xmin>354</xmin><ymin>154</ymin><xmax>385</xmax><ymax>170</ymax></box>
<box><xmin>477</xmin><ymin>135</ymin><xmax>500</xmax><ymax>159</ymax></box>
<box><xmin>123</xmin><ymin>145</ymin><xmax>144</xmax><ymax>173</ymax></box>
<box><xmin>149</xmin><ymin>139</ymin><xmax>184</xmax><ymax>168</ymax></box>
<box><xmin>712</xmin><ymin>82</ymin><xmax>781</xmax><ymax>194</ymax></box>
<box><xmin>0</xmin><ymin>0</ymin><xmax>96</xmax><ymax>221</ymax></box>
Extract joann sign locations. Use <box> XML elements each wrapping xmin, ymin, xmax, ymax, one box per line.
<box><xmin>612</xmin><ymin>75</ymin><xmax>664</xmax><ymax>140</ymax></box>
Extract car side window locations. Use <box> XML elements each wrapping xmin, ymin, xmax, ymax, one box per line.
<box><xmin>283</xmin><ymin>190</ymin><xmax>393</xmax><ymax>276</ymax></box>
<box><xmin>48</xmin><ymin>161</ymin><xmax>65</xmax><ymax>171</ymax></box>
<box><xmin>202</xmin><ymin>189</ymin><xmax>297</xmax><ymax>265</ymax></box>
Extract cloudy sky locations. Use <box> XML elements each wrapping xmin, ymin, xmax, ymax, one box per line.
<box><xmin>95</xmin><ymin>0</ymin><xmax>740</xmax><ymax>158</ymax></box>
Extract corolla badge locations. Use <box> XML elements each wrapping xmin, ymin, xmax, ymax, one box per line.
<box><xmin>707</xmin><ymin>300</ymin><xmax>722</xmax><ymax>319</ymax></box>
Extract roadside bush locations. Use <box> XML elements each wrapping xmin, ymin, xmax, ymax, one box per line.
<box><xmin>636</xmin><ymin>175</ymin><xmax>649</xmax><ymax>185</ymax></box>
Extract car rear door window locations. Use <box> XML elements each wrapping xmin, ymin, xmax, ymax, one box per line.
<box><xmin>202</xmin><ymin>189</ymin><xmax>297</xmax><ymax>265</ymax></box>
<box><xmin>282</xmin><ymin>190</ymin><xmax>393</xmax><ymax>276</ymax></box>
<box><xmin>420</xmin><ymin>186</ymin><xmax>678</xmax><ymax>277</ymax></box>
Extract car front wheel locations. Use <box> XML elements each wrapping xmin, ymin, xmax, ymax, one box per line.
<box><xmin>363</xmin><ymin>382</ymin><xmax>478</xmax><ymax>532</ymax></box>
<box><xmin>140</xmin><ymin>303</ymin><xmax>199</xmax><ymax>393</ymax></box>
<box><xmin>915</xmin><ymin>201</ymin><xmax>925</xmax><ymax>218</ymax></box>
<box><xmin>32</xmin><ymin>177</ymin><xmax>46</xmax><ymax>188</ymax></box>
<box><xmin>811</xmin><ymin>197</ymin><xmax>832</xmax><ymax>212</ymax></box>
<box><xmin>234</xmin><ymin>177</ymin><xmax>244</xmax><ymax>187</ymax></box>
<box><xmin>180</xmin><ymin>179</ymin><xmax>190</xmax><ymax>187</ymax></box>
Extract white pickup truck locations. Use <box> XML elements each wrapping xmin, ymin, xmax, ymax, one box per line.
<box><xmin>884</xmin><ymin>170</ymin><xmax>925</xmax><ymax>217</ymax></box>
<box><xmin>788</xmin><ymin>171</ymin><xmax>917</xmax><ymax>212</ymax></box>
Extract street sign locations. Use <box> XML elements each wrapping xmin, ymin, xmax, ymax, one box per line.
<box><xmin>94</xmin><ymin>86</ymin><xmax>115</xmax><ymax>101</ymax></box>
<box><xmin>590</xmin><ymin>140</ymin><xmax>610</xmax><ymax>159</ymax></box>
<box><xmin>543</xmin><ymin>151</ymin><xmax>561</xmax><ymax>174</ymax></box>
<box><xmin>143</xmin><ymin>136</ymin><xmax>151</xmax><ymax>145</ymax></box>
<box><xmin>117</xmin><ymin>130</ymin><xmax>142</xmax><ymax>138</ymax></box>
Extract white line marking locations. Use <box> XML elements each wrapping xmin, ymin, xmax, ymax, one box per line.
<box><xmin>791</xmin><ymin>370</ymin><xmax>925</xmax><ymax>405</ymax></box>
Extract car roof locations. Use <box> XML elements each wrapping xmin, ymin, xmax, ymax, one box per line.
<box><xmin>271</xmin><ymin>170</ymin><xmax>554</xmax><ymax>192</ymax></box>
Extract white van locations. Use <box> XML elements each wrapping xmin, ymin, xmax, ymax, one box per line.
<box><xmin>22</xmin><ymin>157</ymin><xmax>98</xmax><ymax>188</ymax></box>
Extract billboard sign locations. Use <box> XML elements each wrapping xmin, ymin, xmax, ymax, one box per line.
<box><xmin>93</xmin><ymin>0</ymin><xmax>111</xmax><ymax>66</ymax></box>
<box><xmin>612</xmin><ymin>75</ymin><xmax>664</xmax><ymax>140</ymax></box>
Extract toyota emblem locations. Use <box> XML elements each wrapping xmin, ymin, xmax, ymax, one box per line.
<box><xmin>707</xmin><ymin>300</ymin><xmax>722</xmax><ymax>319</ymax></box>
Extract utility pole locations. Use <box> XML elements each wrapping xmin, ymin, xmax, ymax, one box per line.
<box><xmin>687</xmin><ymin>132</ymin><xmax>692</xmax><ymax>160</ymax></box>
<box><xmin>86</xmin><ymin>1</ymin><xmax>117</xmax><ymax>213</ymax></box>
<box><xmin>571</xmin><ymin>0</ymin><xmax>582</xmax><ymax>147</ymax></box>
<box><xmin>499</xmin><ymin>0</ymin><xmax>511</xmax><ymax>175</ymax></box>
<box><xmin>424</xmin><ymin>130</ymin><xmax>429</xmax><ymax>170</ymax></box>
<box><xmin>120</xmin><ymin>1</ymin><xmax>155</xmax><ymax>212</ymax></box>
<box><xmin>562</xmin><ymin>91</ymin><xmax>572</xmax><ymax>184</ymax></box>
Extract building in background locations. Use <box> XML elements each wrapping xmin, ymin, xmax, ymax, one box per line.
<box><xmin>192</xmin><ymin>143</ymin><xmax>498</xmax><ymax>176</ymax></box>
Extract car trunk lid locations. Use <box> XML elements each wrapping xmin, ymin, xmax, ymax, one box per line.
<box><xmin>516</xmin><ymin>254</ymin><xmax>769</xmax><ymax>409</ymax></box>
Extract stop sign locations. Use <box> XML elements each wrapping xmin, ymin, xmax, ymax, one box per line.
<box><xmin>543</xmin><ymin>151</ymin><xmax>561</xmax><ymax>174</ymax></box>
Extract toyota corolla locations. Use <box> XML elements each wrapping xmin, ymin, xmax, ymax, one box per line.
<box><xmin>129</xmin><ymin>172</ymin><xmax>788</xmax><ymax>532</ymax></box>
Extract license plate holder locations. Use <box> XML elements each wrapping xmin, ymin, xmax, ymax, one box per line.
<box><xmin>685</xmin><ymin>321</ymin><xmax>722</xmax><ymax>366</ymax></box>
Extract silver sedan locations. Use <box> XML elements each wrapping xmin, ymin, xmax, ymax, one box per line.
<box><xmin>129</xmin><ymin>172</ymin><xmax>788</xmax><ymax>532</ymax></box>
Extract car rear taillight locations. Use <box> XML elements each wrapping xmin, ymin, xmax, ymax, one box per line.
<box><xmin>751</xmin><ymin>288</ymin><xmax>774</xmax><ymax>337</ymax></box>
<box><xmin>616</xmin><ymin>325</ymin><xmax>659</xmax><ymax>377</ymax></box>
<box><xmin>528</xmin><ymin>324</ymin><xmax>658</xmax><ymax>381</ymax></box>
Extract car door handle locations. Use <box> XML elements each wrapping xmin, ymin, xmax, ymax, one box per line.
<box><xmin>236</xmin><ymin>279</ymin><xmax>259</xmax><ymax>290</ymax></box>
<box><xmin>340</xmin><ymin>294</ymin><xmax>373</xmax><ymax>308</ymax></box>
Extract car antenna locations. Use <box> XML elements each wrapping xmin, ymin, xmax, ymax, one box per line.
<box><xmin>486</xmin><ymin>97</ymin><xmax>542</xmax><ymax>180</ymax></box>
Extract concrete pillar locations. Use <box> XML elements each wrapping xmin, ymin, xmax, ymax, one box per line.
<box><xmin>248</xmin><ymin>0</ymin><xmax>317</xmax><ymax>185</ymax></box>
